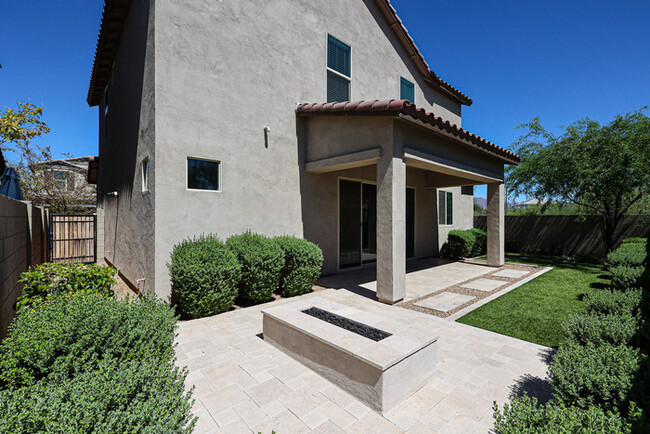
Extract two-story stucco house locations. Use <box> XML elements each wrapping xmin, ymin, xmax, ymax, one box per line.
<box><xmin>87</xmin><ymin>0</ymin><xmax>519</xmax><ymax>304</ymax></box>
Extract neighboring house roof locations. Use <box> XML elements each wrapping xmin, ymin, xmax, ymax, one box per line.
<box><xmin>514</xmin><ymin>198</ymin><xmax>548</xmax><ymax>207</ymax></box>
<box><xmin>86</xmin><ymin>0</ymin><xmax>472</xmax><ymax>106</ymax></box>
<box><xmin>297</xmin><ymin>100</ymin><xmax>521</xmax><ymax>165</ymax></box>
<box><xmin>32</xmin><ymin>156</ymin><xmax>94</xmax><ymax>172</ymax></box>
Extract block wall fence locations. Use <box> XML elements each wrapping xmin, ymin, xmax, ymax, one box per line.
<box><xmin>0</xmin><ymin>196</ymin><xmax>49</xmax><ymax>338</ymax></box>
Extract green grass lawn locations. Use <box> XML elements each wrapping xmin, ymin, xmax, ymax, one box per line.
<box><xmin>457</xmin><ymin>253</ymin><xmax>610</xmax><ymax>348</ymax></box>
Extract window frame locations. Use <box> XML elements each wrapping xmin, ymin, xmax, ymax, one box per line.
<box><xmin>400</xmin><ymin>77</ymin><xmax>415</xmax><ymax>103</ymax></box>
<box><xmin>326</xmin><ymin>34</ymin><xmax>352</xmax><ymax>103</ymax></box>
<box><xmin>438</xmin><ymin>190</ymin><xmax>454</xmax><ymax>225</ymax></box>
<box><xmin>186</xmin><ymin>157</ymin><xmax>221</xmax><ymax>192</ymax></box>
<box><xmin>141</xmin><ymin>157</ymin><xmax>150</xmax><ymax>192</ymax></box>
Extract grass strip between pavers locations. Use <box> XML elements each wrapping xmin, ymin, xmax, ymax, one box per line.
<box><xmin>457</xmin><ymin>254</ymin><xmax>609</xmax><ymax>348</ymax></box>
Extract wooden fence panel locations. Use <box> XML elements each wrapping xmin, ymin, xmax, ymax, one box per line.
<box><xmin>50</xmin><ymin>215</ymin><xmax>96</xmax><ymax>263</ymax></box>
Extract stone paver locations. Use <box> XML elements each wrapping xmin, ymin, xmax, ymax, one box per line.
<box><xmin>460</xmin><ymin>278</ymin><xmax>506</xmax><ymax>292</ymax></box>
<box><xmin>492</xmin><ymin>269</ymin><xmax>530</xmax><ymax>279</ymax></box>
<box><xmin>176</xmin><ymin>289</ymin><xmax>552</xmax><ymax>433</ymax></box>
<box><xmin>414</xmin><ymin>292</ymin><xmax>475</xmax><ymax>312</ymax></box>
<box><xmin>318</xmin><ymin>257</ymin><xmax>494</xmax><ymax>301</ymax></box>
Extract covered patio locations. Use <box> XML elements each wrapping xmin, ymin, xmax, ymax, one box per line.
<box><xmin>298</xmin><ymin>100</ymin><xmax>520</xmax><ymax>304</ymax></box>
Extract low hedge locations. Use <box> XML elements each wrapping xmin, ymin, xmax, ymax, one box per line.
<box><xmin>563</xmin><ymin>312</ymin><xmax>639</xmax><ymax>347</ymax></box>
<box><xmin>446</xmin><ymin>229</ymin><xmax>487</xmax><ymax>258</ymax></box>
<box><xmin>607</xmin><ymin>243</ymin><xmax>647</xmax><ymax>268</ymax></box>
<box><xmin>610</xmin><ymin>265</ymin><xmax>646</xmax><ymax>290</ymax></box>
<box><xmin>549</xmin><ymin>342</ymin><xmax>643</xmax><ymax>412</ymax></box>
<box><xmin>584</xmin><ymin>288</ymin><xmax>643</xmax><ymax>316</ymax></box>
<box><xmin>15</xmin><ymin>262</ymin><xmax>116</xmax><ymax>313</ymax></box>
<box><xmin>470</xmin><ymin>228</ymin><xmax>487</xmax><ymax>256</ymax></box>
<box><xmin>493</xmin><ymin>394</ymin><xmax>636</xmax><ymax>434</ymax></box>
<box><xmin>622</xmin><ymin>237</ymin><xmax>648</xmax><ymax>245</ymax></box>
<box><xmin>169</xmin><ymin>234</ymin><xmax>242</xmax><ymax>319</ymax></box>
<box><xmin>274</xmin><ymin>236</ymin><xmax>323</xmax><ymax>297</ymax></box>
<box><xmin>0</xmin><ymin>293</ymin><xmax>195</xmax><ymax>431</ymax></box>
<box><xmin>227</xmin><ymin>232</ymin><xmax>284</xmax><ymax>304</ymax></box>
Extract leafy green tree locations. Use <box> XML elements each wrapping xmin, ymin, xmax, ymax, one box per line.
<box><xmin>507</xmin><ymin>109</ymin><xmax>650</xmax><ymax>252</ymax></box>
<box><xmin>0</xmin><ymin>102</ymin><xmax>50</xmax><ymax>170</ymax></box>
<box><xmin>0</xmin><ymin>102</ymin><xmax>95</xmax><ymax>213</ymax></box>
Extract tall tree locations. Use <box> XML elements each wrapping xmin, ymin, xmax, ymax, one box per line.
<box><xmin>507</xmin><ymin>109</ymin><xmax>650</xmax><ymax>252</ymax></box>
<box><xmin>1</xmin><ymin>102</ymin><xmax>95</xmax><ymax>213</ymax></box>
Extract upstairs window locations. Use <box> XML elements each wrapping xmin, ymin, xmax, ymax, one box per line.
<box><xmin>142</xmin><ymin>158</ymin><xmax>150</xmax><ymax>192</ymax></box>
<box><xmin>54</xmin><ymin>171</ymin><xmax>66</xmax><ymax>190</ymax></box>
<box><xmin>103</xmin><ymin>88</ymin><xmax>109</xmax><ymax>139</ymax></box>
<box><xmin>400</xmin><ymin>77</ymin><xmax>415</xmax><ymax>102</ymax></box>
<box><xmin>327</xmin><ymin>35</ymin><xmax>351</xmax><ymax>102</ymax></box>
<box><xmin>438</xmin><ymin>190</ymin><xmax>453</xmax><ymax>225</ymax></box>
<box><xmin>187</xmin><ymin>157</ymin><xmax>220</xmax><ymax>191</ymax></box>
<box><xmin>461</xmin><ymin>186</ymin><xmax>474</xmax><ymax>195</ymax></box>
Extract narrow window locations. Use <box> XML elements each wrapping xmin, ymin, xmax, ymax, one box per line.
<box><xmin>103</xmin><ymin>88</ymin><xmax>109</xmax><ymax>139</ymax></box>
<box><xmin>187</xmin><ymin>157</ymin><xmax>220</xmax><ymax>191</ymax></box>
<box><xmin>438</xmin><ymin>190</ymin><xmax>453</xmax><ymax>225</ymax></box>
<box><xmin>141</xmin><ymin>158</ymin><xmax>149</xmax><ymax>192</ymax></box>
<box><xmin>400</xmin><ymin>77</ymin><xmax>415</xmax><ymax>102</ymax></box>
<box><xmin>327</xmin><ymin>35</ymin><xmax>351</xmax><ymax>102</ymax></box>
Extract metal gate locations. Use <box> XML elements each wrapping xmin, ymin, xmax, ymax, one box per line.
<box><xmin>49</xmin><ymin>214</ymin><xmax>97</xmax><ymax>263</ymax></box>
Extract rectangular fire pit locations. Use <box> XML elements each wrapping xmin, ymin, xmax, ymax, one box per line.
<box><xmin>262</xmin><ymin>297</ymin><xmax>439</xmax><ymax>413</ymax></box>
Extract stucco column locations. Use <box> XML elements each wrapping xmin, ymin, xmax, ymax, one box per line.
<box><xmin>487</xmin><ymin>182</ymin><xmax>505</xmax><ymax>267</ymax></box>
<box><xmin>376</xmin><ymin>156</ymin><xmax>406</xmax><ymax>304</ymax></box>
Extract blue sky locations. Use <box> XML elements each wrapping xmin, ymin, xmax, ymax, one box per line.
<box><xmin>2</xmin><ymin>0</ymin><xmax>649</xmax><ymax>198</ymax></box>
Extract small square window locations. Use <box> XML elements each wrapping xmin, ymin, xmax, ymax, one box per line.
<box><xmin>400</xmin><ymin>77</ymin><xmax>415</xmax><ymax>102</ymax></box>
<box><xmin>187</xmin><ymin>158</ymin><xmax>220</xmax><ymax>191</ymax></box>
<box><xmin>461</xmin><ymin>186</ymin><xmax>473</xmax><ymax>195</ymax></box>
<box><xmin>54</xmin><ymin>171</ymin><xmax>66</xmax><ymax>190</ymax></box>
<box><xmin>142</xmin><ymin>158</ymin><xmax>149</xmax><ymax>192</ymax></box>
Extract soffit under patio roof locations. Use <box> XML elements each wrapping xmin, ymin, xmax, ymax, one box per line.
<box><xmin>86</xmin><ymin>0</ymin><xmax>472</xmax><ymax>106</ymax></box>
<box><xmin>296</xmin><ymin>100</ymin><xmax>521</xmax><ymax>166</ymax></box>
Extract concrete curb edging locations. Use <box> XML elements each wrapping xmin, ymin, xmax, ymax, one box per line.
<box><xmin>444</xmin><ymin>266</ymin><xmax>554</xmax><ymax>322</ymax></box>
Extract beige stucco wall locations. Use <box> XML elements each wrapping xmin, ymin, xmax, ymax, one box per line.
<box><xmin>146</xmin><ymin>0</ymin><xmax>465</xmax><ymax>297</ymax></box>
<box><xmin>97</xmin><ymin>0</ymin><xmax>156</xmax><ymax>292</ymax></box>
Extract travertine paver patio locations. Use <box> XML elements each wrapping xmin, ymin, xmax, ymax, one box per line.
<box><xmin>317</xmin><ymin>258</ymin><xmax>495</xmax><ymax>301</ymax></box>
<box><xmin>414</xmin><ymin>293</ymin><xmax>475</xmax><ymax>312</ymax></box>
<box><xmin>176</xmin><ymin>289</ymin><xmax>553</xmax><ymax>433</ymax></box>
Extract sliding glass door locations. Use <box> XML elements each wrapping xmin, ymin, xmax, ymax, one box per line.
<box><xmin>339</xmin><ymin>180</ymin><xmax>414</xmax><ymax>269</ymax></box>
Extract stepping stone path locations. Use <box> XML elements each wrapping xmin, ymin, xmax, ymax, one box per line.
<box><xmin>460</xmin><ymin>278</ymin><xmax>506</xmax><ymax>292</ymax></box>
<box><xmin>492</xmin><ymin>269</ymin><xmax>530</xmax><ymax>279</ymax></box>
<box><xmin>414</xmin><ymin>292</ymin><xmax>475</xmax><ymax>312</ymax></box>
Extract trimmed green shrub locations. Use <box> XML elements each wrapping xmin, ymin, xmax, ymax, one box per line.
<box><xmin>622</xmin><ymin>237</ymin><xmax>648</xmax><ymax>245</ymax></box>
<box><xmin>227</xmin><ymin>231</ymin><xmax>284</xmax><ymax>304</ymax></box>
<box><xmin>169</xmin><ymin>234</ymin><xmax>241</xmax><ymax>319</ymax></box>
<box><xmin>493</xmin><ymin>394</ymin><xmax>636</xmax><ymax>434</ymax></box>
<box><xmin>0</xmin><ymin>357</ymin><xmax>195</xmax><ymax>432</ymax></box>
<box><xmin>584</xmin><ymin>288</ymin><xmax>643</xmax><ymax>316</ymax></box>
<box><xmin>549</xmin><ymin>342</ymin><xmax>644</xmax><ymax>411</ymax></box>
<box><xmin>608</xmin><ymin>243</ymin><xmax>647</xmax><ymax>268</ymax></box>
<box><xmin>470</xmin><ymin>228</ymin><xmax>487</xmax><ymax>256</ymax></box>
<box><xmin>447</xmin><ymin>230</ymin><xmax>477</xmax><ymax>258</ymax></box>
<box><xmin>0</xmin><ymin>293</ymin><xmax>177</xmax><ymax>389</ymax></box>
<box><xmin>611</xmin><ymin>265</ymin><xmax>646</xmax><ymax>290</ymax></box>
<box><xmin>274</xmin><ymin>236</ymin><xmax>323</xmax><ymax>297</ymax></box>
<box><xmin>563</xmin><ymin>312</ymin><xmax>639</xmax><ymax>347</ymax></box>
<box><xmin>0</xmin><ymin>293</ymin><xmax>195</xmax><ymax>431</ymax></box>
<box><xmin>16</xmin><ymin>262</ymin><xmax>116</xmax><ymax>313</ymax></box>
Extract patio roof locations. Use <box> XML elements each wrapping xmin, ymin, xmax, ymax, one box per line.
<box><xmin>296</xmin><ymin>100</ymin><xmax>521</xmax><ymax>165</ymax></box>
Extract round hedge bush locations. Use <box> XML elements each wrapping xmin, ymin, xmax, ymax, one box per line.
<box><xmin>169</xmin><ymin>234</ymin><xmax>241</xmax><ymax>319</ymax></box>
<box><xmin>226</xmin><ymin>232</ymin><xmax>284</xmax><ymax>304</ymax></box>
<box><xmin>274</xmin><ymin>236</ymin><xmax>323</xmax><ymax>297</ymax></box>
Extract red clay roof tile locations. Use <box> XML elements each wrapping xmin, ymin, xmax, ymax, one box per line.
<box><xmin>296</xmin><ymin>100</ymin><xmax>520</xmax><ymax>165</ymax></box>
